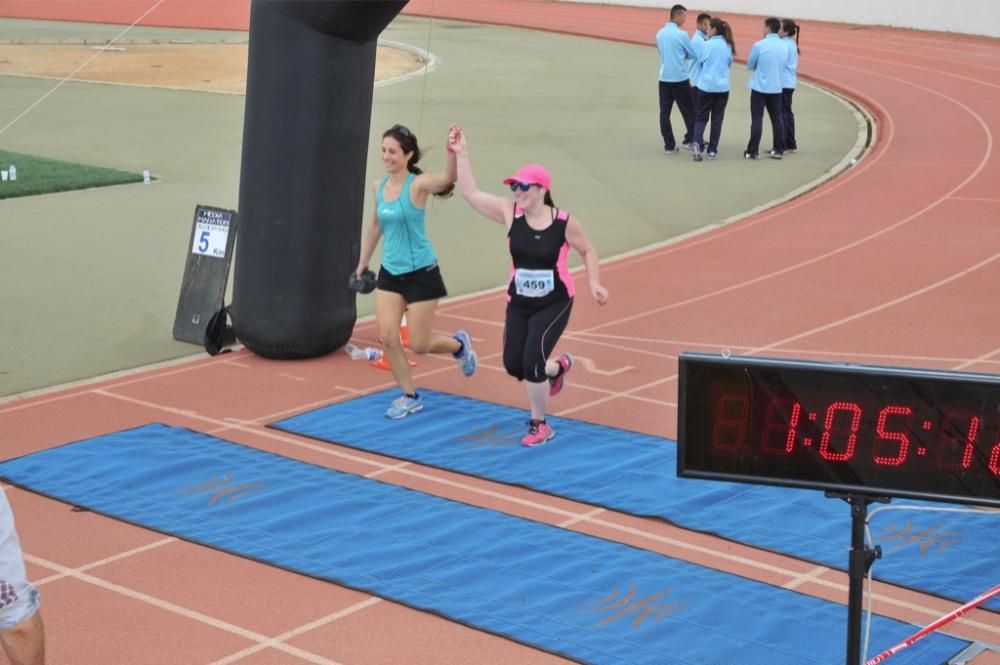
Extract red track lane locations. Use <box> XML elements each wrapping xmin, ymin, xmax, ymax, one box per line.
<box><xmin>0</xmin><ymin>0</ymin><xmax>250</xmax><ymax>30</ymax></box>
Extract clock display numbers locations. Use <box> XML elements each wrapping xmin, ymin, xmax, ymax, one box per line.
<box><xmin>678</xmin><ymin>353</ymin><xmax>1000</xmax><ymax>507</ymax></box>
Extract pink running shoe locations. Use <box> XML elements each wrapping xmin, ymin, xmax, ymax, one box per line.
<box><xmin>548</xmin><ymin>353</ymin><xmax>574</xmax><ymax>397</ymax></box>
<box><xmin>521</xmin><ymin>420</ymin><xmax>555</xmax><ymax>447</ymax></box>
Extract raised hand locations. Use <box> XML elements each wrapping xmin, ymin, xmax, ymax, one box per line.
<box><xmin>447</xmin><ymin>124</ymin><xmax>466</xmax><ymax>154</ymax></box>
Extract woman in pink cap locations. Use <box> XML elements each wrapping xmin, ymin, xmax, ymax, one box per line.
<box><xmin>448</xmin><ymin>124</ymin><xmax>609</xmax><ymax>446</ymax></box>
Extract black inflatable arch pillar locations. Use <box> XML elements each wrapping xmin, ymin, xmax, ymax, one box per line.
<box><xmin>232</xmin><ymin>0</ymin><xmax>408</xmax><ymax>358</ymax></box>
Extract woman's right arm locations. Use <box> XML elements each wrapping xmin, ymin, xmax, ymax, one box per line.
<box><xmin>448</xmin><ymin>125</ymin><xmax>512</xmax><ymax>226</ymax></box>
<box><xmin>356</xmin><ymin>182</ymin><xmax>382</xmax><ymax>276</ymax></box>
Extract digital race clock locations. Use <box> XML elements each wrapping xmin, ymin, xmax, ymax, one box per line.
<box><xmin>677</xmin><ymin>353</ymin><xmax>1000</xmax><ymax>508</ymax></box>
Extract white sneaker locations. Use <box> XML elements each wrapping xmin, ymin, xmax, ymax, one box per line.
<box><xmin>385</xmin><ymin>394</ymin><xmax>423</xmax><ymax>419</ymax></box>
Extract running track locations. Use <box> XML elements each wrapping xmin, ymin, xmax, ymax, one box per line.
<box><xmin>1</xmin><ymin>2</ymin><xmax>998</xmax><ymax>664</ymax></box>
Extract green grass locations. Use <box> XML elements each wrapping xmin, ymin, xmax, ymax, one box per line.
<box><xmin>0</xmin><ymin>149</ymin><xmax>145</xmax><ymax>199</ymax></box>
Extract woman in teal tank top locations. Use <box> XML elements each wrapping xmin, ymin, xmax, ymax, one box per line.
<box><xmin>355</xmin><ymin>125</ymin><xmax>479</xmax><ymax>419</ymax></box>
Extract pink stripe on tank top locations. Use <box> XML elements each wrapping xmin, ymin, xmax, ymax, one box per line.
<box><xmin>506</xmin><ymin>234</ymin><xmax>515</xmax><ymax>303</ymax></box>
<box><xmin>556</xmin><ymin>241</ymin><xmax>574</xmax><ymax>298</ymax></box>
<box><xmin>553</xmin><ymin>209</ymin><xmax>574</xmax><ymax>297</ymax></box>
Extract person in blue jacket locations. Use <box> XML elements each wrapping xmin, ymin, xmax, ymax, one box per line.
<box><xmin>688</xmin><ymin>11</ymin><xmax>712</xmax><ymax>137</ymax></box>
<box><xmin>691</xmin><ymin>18</ymin><xmax>736</xmax><ymax>161</ymax></box>
<box><xmin>655</xmin><ymin>4</ymin><xmax>699</xmax><ymax>153</ymax></box>
<box><xmin>744</xmin><ymin>17</ymin><xmax>788</xmax><ymax>160</ymax></box>
<box><xmin>355</xmin><ymin>125</ymin><xmax>478</xmax><ymax>419</ymax></box>
<box><xmin>780</xmin><ymin>18</ymin><xmax>801</xmax><ymax>152</ymax></box>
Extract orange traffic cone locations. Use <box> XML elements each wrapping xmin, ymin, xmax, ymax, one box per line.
<box><xmin>371</xmin><ymin>314</ymin><xmax>416</xmax><ymax>369</ymax></box>
<box><xmin>400</xmin><ymin>312</ymin><xmax>410</xmax><ymax>348</ymax></box>
<box><xmin>370</xmin><ymin>353</ymin><xmax>416</xmax><ymax>370</ymax></box>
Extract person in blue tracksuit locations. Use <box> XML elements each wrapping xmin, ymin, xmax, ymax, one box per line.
<box><xmin>691</xmin><ymin>18</ymin><xmax>736</xmax><ymax>161</ymax></box>
<box><xmin>780</xmin><ymin>18</ymin><xmax>801</xmax><ymax>152</ymax></box>
<box><xmin>655</xmin><ymin>4</ymin><xmax>699</xmax><ymax>153</ymax></box>
<box><xmin>745</xmin><ymin>17</ymin><xmax>788</xmax><ymax>160</ymax></box>
<box><xmin>688</xmin><ymin>12</ymin><xmax>712</xmax><ymax>146</ymax></box>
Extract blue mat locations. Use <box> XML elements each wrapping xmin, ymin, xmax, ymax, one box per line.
<box><xmin>0</xmin><ymin>424</ymin><xmax>969</xmax><ymax>665</ymax></box>
<box><xmin>272</xmin><ymin>389</ymin><xmax>1000</xmax><ymax>612</ymax></box>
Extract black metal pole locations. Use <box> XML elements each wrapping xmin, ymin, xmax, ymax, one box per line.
<box><xmin>827</xmin><ymin>492</ymin><xmax>886</xmax><ymax>665</ymax></box>
<box><xmin>847</xmin><ymin>494</ymin><xmax>869</xmax><ymax>665</ymax></box>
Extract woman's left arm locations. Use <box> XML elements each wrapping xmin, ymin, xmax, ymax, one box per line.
<box><xmin>565</xmin><ymin>216</ymin><xmax>609</xmax><ymax>305</ymax></box>
<box><xmin>415</xmin><ymin>137</ymin><xmax>458</xmax><ymax>197</ymax></box>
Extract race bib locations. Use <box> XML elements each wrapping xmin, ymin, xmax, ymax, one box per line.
<box><xmin>514</xmin><ymin>268</ymin><xmax>555</xmax><ymax>298</ymax></box>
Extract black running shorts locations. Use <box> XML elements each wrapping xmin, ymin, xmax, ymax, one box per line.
<box><xmin>376</xmin><ymin>263</ymin><xmax>448</xmax><ymax>303</ymax></box>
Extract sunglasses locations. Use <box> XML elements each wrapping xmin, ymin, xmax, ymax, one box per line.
<box><xmin>390</xmin><ymin>124</ymin><xmax>414</xmax><ymax>138</ymax></box>
<box><xmin>509</xmin><ymin>182</ymin><xmax>535</xmax><ymax>192</ymax></box>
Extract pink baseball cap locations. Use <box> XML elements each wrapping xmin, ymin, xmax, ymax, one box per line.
<box><xmin>502</xmin><ymin>164</ymin><xmax>551</xmax><ymax>190</ymax></box>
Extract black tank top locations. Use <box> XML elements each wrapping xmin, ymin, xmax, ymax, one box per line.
<box><xmin>506</xmin><ymin>206</ymin><xmax>573</xmax><ymax>309</ymax></box>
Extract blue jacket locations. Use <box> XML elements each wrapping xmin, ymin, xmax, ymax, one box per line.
<box><xmin>694</xmin><ymin>35</ymin><xmax>733</xmax><ymax>93</ymax></box>
<box><xmin>689</xmin><ymin>29</ymin><xmax>709</xmax><ymax>87</ymax></box>
<box><xmin>781</xmin><ymin>35</ymin><xmax>799</xmax><ymax>89</ymax></box>
<box><xmin>747</xmin><ymin>33</ymin><xmax>787</xmax><ymax>94</ymax></box>
<box><xmin>656</xmin><ymin>21</ymin><xmax>698</xmax><ymax>82</ymax></box>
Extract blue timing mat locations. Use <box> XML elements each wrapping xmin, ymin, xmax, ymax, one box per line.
<box><xmin>0</xmin><ymin>424</ymin><xmax>969</xmax><ymax>665</ymax></box>
<box><xmin>272</xmin><ymin>389</ymin><xmax>1000</xmax><ymax>611</ymax></box>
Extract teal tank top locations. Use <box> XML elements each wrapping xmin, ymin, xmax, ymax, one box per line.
<box><xmin>376</xmin><ymin>173</ymin><xmax>437</xmax><ymax>275</ymax></box>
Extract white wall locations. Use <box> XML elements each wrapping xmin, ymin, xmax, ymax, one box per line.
<box><xmin>562</xmin><ymin>0</ymin><xmax>1000</xmax><ymax>38</ymax></box>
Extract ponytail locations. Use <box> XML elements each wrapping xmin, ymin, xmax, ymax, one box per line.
<box><xmin>709</xmin><ymin>18</ymin><xmax>735</xmax><ymax>56</ymax></box>
<box><xmin>782</xmin><ymin>19</ymin><xmax>801</xmax><ymax>54</ymax></box>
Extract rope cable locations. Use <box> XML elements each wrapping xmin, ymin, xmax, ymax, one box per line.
<box><xmin>416</xmin><ymin>0</ymin><xmax>434</xmax><ymax>136</ymax></box>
